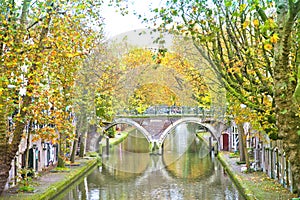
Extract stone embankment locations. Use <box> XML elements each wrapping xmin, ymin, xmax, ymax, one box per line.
<box><xmin>196</xmin><ymin>132</ymin><xmax>297</xmax><ymax>200</ymax></box>
<box><xmin>1</xmin><ymin>157</ymin><xmax>98</xmax><ymax>200</ymax></box>
<box><xmin>218</xmin><ymin>152</ymin><xmax>297</xmax><ymax>200</ymax></box>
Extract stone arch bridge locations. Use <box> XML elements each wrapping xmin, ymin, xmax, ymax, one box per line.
<box><xmin>103</xmin><ymin>110</ymin><xmax>227</xmax><ymax>152</ymax></box>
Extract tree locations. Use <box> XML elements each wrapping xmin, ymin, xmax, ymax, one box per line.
<box><xmin>74</xmin><ymin>39</ymin><xmax>126</xmax><ymax>143</ymax></box>
<box><xmin>119</xmin><ymin>48</ymin><xmax>211</xmax><ymax>110</ymax></box>
<box><xmin>0</xmin><ymin>0</ymin><xmax>102</xmax><ymax>193</ymax></box>
<box><xmin>70</xmin><ymin>40</ymin><xmax>111</xmax><ymax>162</ymax></box>
<box><xmin>151</xmin><ymin>0</ymin><xmax>300</xmax><ymax>194</ymax></box>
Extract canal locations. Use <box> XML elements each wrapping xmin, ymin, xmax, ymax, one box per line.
<box><xmin>57</xmin><ymin>123</ymin><xmax>244</xmax><ymax>200</ymax></box>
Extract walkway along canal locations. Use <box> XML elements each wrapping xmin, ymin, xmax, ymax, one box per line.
<box><xmin>57</xmin><ymin>123</ymin><xmax>244</xmax><ymax>200</ymax></box>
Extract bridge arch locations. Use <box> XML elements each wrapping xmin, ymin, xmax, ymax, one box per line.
<box><xmin>104</xmin><ymin>118</ymin><xmax>152</xmax><ymax>143</ymax></box>
<box><xmin>157</xmin><ymin>117</ymin><xmax>220</xmax><ymax>147</ymax></box>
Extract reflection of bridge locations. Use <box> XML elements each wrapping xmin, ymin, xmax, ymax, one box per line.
<box><xmin>104</xmin><ymin>106</ymin><xmax>227</xmax><ymax>152</ymax></box>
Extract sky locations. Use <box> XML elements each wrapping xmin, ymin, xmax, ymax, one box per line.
<box><xmin>101</xmin><ymin>0</ymin><xmax>162</xmax><ymax>38</ymax></box>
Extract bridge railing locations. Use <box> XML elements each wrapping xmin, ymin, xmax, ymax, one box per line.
<box><xmin>115</xmin><ymin>106</ymin><xmax>226</xmax><ymax>119</ymax></box>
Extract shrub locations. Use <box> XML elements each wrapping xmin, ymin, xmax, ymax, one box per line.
<box><xmin>18</xmin><ymin>185</ymin><xmax>35</xmax><ymax>193</ymax></box>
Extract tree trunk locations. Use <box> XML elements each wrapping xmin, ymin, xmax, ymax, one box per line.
<box><xmin>70</xmin><ymin>114</ymin><xmax>83</xmax><ymax>163</ymax></box>
<box><xmin>274</xmin><ymin>5</ymin><xmax>300</xmax><ymax>194</ymax></box>
<box><xmin>79</xmin><ymin>133</ymin><xmax>85</xmax><ymax>158</ymax></box>
<box><xmin>237</xmin><ymin>123</ymin><xmax>250</xmax><ymax>170</ymax></box>
<box><xmin>0</xmin><ymin>96</ymin><xmax>10</xmax><ymax>194</ymax></box>
<box><xmin>0</xmin><ymin>95</ymin><xmax>29</xmax><ymax>194</ymax></box>
<box><xmin>275</xmin><ymin>98</ymin><xmax>300</xmax><ymax>195</ymax></box>
<box><xmin>76</xmin><ymin>111</ymin><xmax>87</xmax><ymax>158</ymax></box>
<box><xmin>0</xmin><ymin>163</ymin><xmax>10</xmax><ymax>195</ymax></box>
<box><xmin>275</xmin><ymin>94</ymin><xmax>300</xmax><ymax>195</ymax></box>
<box><xmin>57</xmin><ymin>137</ymin><xmax>65</xmax><ymax>168</ymax></box>
<box><xmin>238</xmin><ymin>124</ymin><xmax>246</xmax><ymax>162</ymax></box>
<box><xmin>70</xmin><ymin>138</ymin><xmax>78</xmax><ymax>163</ymax></box>
<box><xmin>23</xmin><ymin>125</ymin><xmax>31</xmax><ymax>182</ymax></box>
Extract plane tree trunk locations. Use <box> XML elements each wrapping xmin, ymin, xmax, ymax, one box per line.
<box><xmin>274</xmin><ymin>1</ymin><xmax>300</xmax><ymax>194</ymax></box>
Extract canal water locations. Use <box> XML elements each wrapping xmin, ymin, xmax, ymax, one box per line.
<box><xmin>57</xmin><ymin>123</ymin><xmax>244</xmax><ymax>200</ymax></box>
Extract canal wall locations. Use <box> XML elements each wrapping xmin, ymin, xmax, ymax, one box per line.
<box><xmin>100</xmin><ymin>130</ymin><xmax>130</xmax><ymax>147</ymax></box>
<box><xmin>42</xmin><ymin>158</ymin><xmax>99</xmax><ymax>200</ymax></box>
<box><xmin>1</xmin><ymin>157</ymin><xmax>99</xmax><ymax>200</ymax></box>
<box><xmin>196</xmin><ymin>132</ymin><xmax>297</xmax><ymax>199</ymax></box>
<box><xmin>196</xmin><ymin>131</ymin><xmax>217</xmax><ymax>150</ymax></box>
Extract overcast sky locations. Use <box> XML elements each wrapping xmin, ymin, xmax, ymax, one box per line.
<box><xmin>101</xmin><ymin>0</ymin><xmax>162</xmax><ymax>38</ymax></box>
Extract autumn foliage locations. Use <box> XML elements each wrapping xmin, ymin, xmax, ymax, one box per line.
<box><xmin>0</xmin><ymin>0</ymin><xmax>103</xmax><ymax>194</ymax></box>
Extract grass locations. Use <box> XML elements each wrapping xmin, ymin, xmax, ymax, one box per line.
<box><xmin>240</xmin><ymin>171</ymin><xmax>296</xmax><ymax>200</ymax></box>
<box><xmin>65</xmin><ymin>160</ymin><xmax>81</xmax><ymax>166</ymax></box>
<box><xmin>50</xmin><ymin>167</ymin><xmax>71</xmax><ymax>172</ymax></box>
<box><xmin>102</xmin><ymin>131</ymin><xmax>129</xmax><ymax>147</ymax></box>
<box><xmin>229</xmin><ymin>152</ymin><xmax>239</xmax><ymax>158</ymax></box>
<box><xmin>86</xmin><ymin>152</ymin><xmax>98</xmax><ymax>157</ymax></box>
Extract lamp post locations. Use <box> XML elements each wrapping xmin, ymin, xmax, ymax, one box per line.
<box><xmin>14</xmin><ymin>152</ymin><xmax>18</xmax><ymax>185</ymax></box>
<box><xmin>32</xmin><ymin>143</ymin><xmax>37</xmax><ymax>172</ymax></box>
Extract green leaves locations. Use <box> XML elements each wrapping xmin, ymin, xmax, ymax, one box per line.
<box><xmin>224</xmin><ymin>0</ymin><xmax>232</xmax><ymax>7</ymax></box>
<box><xmin>280</xmin><ymin>109</ymin><xmax>287</xmax><ymax>114</ymax></box>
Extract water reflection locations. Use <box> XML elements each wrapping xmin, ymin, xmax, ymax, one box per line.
<box><xmin>163</xmin><ymin>124</ymin><xmax>213</xmax><ymax>179</ymax></box>
<box><xmin>102</xmin><ymin>129</ymin><xmax>150</xmax><ymax>176</ymax></box>
<box><xmin>58</xmin><ymin>123</ymin><xmax>244</xmax><ymax>200</ymax></box>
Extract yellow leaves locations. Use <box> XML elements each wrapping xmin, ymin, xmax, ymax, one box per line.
<box><xmin>2</xmin><ymin>20</ymin><xmax>7</xmax><ymax>26</ymax></box>
<box><xmin>242</xmin><ymin>21</ymin><xmax>250</xmax><ymax>29</ymax></box>
<box><xmin>227</xmin><ymin>60</ymin><xmax>243</xmax><ymax>73</ymax></box>
<box><xmin>36</xmin><ymin>126</ymin><xmax>59</xmax><ymax>141</ymax></box>
<box><xmin>192</xmin><ymin>6</ymin><xmax>197</xmax><ymax>13</ymax></box>
<box><xmin>270</xmin><ymin>33</ymin><xmax>279</xmax><ymax>44</ymax></box>
<box><xmin>264</xmin><ymin>43</ymin><xmax>273</xmax><ymax>50</ymax></box>
<box><xmin>227</xmin><ymin>67</ymin><xmax>240</xmax><ymax>74</ymax></box>
<box><xmin>122</xmin><ymin>48</ymin><xmax>153</xmax><ymax>68</ymax></box>
<box><xmin>66</xmin><ymin>53</ymin><xmax>73</xmax><ymax>58</ymax></box>
<box><xmin>240</xmin><ymin>4</ymin><xmax>247</xmax><ymax>12</ymax></box>
<box><xmin>130</xmin><ymin>83</ymin><xmax>178</xmax><ymax>107</ymax></box>
<box><xmin>267</xmin><ymin>18</ymin><xmax>276</xmax><ymax>29</ymax></box>
<box><xmin>22</xmin><ymin>107</ymin><xmax>27</xmax><ymax>112</ymax></box>
<box><xmin>253</xmin><ymin>19</ymin><xmax>259</xmax><ymax>27</ymax></box>
<box><xmin>51</xmin><ymin>50</ymin><xmax>57</xmax><ymax>57</ymax></box>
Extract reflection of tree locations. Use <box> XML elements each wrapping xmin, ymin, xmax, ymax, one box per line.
<box><xmin>87</xmin><ymin>167</ymin><xmax>141</xmax><ymax>183</ymax></box>
<box><xmin>78</xmin><ymin>181</ymin><xmax>87</xmax><ymax>200</ymax></box>
<box><xmin>162</xmin><ymin>123</ymin><xmax>214</xmax><ymax>179</ymax></box>
<box><xmin>102</xmin><ymin>138</ymin><xmax>150</xmax><ymax>175</ymax></box>
<box><xmin>123</xmin><ymin>132</ymin><xmax>150</xmax><ymax>153</ymax></box>
<box><xmin>163</xmin><ymin>143</ymin><xmax>214</xmax><ymax>180</ymax></box>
